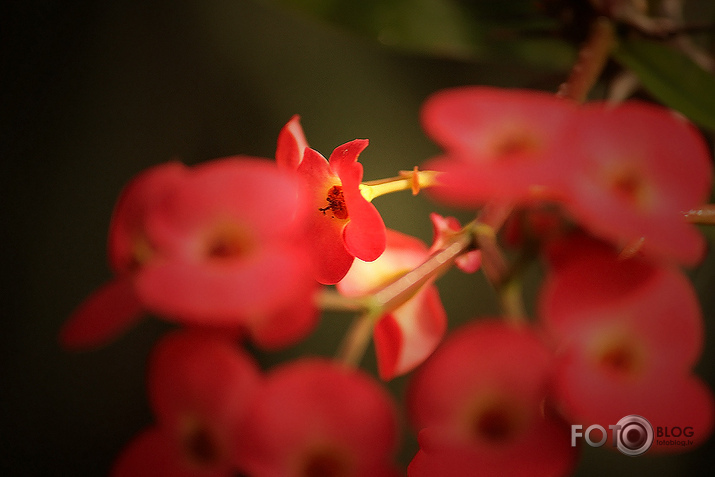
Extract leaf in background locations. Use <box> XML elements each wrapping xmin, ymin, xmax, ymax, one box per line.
<box><xmin>613</xmin><ymin>38</ymin><xmax>715</xmax><ymax>130</ymax></box>
<box><xmin>272</xmin><ymin>0</ymin><xmax>575</xmax><ymax>70</ymax></box>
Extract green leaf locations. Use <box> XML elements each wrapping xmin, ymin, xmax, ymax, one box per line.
<box><xmin>272</xmin><ymin>0</ymin><xmax>574</xmax><ymax>70</ymax></box>
<box><xmin>613</xmin><ymin>38</ymin><xmax>715</xmax><ymax>130</ymax></box>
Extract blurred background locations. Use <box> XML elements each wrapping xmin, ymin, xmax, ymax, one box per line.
<box><xmin>2</xmin><ymin>0</ymin><xmax>714</xmax><ymax>475</ymax></box>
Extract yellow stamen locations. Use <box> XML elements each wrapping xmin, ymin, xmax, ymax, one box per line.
<box><xmin>359</xmin><ymin>169</ymin><xmax>441</xmax><ymax>202</ymax></box>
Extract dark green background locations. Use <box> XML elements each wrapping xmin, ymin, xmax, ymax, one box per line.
<box><xmin>2</xmin><ymin>0</ymin><xmax>714</xmax><ymax>475</ymax></box>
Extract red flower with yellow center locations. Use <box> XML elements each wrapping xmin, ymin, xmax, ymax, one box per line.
<box><xmin>277</xmin><ymin>115</ymin><xmax>387</xmax><ymax>284</ymax></box>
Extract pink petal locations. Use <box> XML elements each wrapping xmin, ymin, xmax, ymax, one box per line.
<box><xmin>59</xmin><ymin>277</ymin><xmax>144</xmax><ymax>350</ymax></box>
<box><xmin>329</xmin><ymin>140</ymin><xmax>387</xmax><ymax>262</ymax></box>
<box><xmin>337</xmin><ymin>229</ymin><xmax>428</xmax><ymax>297</ymax></box>
<box><xmin>276</xmin><ymin>115</ymin><xmax>309</xmax><ymax>170</ymax></box>
<box><xmin>429</xmin><ymin>213</ymin><xmax>481</xmax><ymax>273</ymax></box>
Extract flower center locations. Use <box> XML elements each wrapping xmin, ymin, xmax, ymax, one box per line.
<box><xmin>466</xmin><ymin>395</ymin><xmax>527</xmax><ymax>446</ymax></box>
<box><xmin>128</xmin><ymin>234</ymin><xmax>154</xmax><ymax>271</ymax></box>
<box><xmin>596</xmin><ymin>338</ymin><xmax>645</xmax><ymax>377</ymax></box>
<box><xmin>180</xmin><ymin>419</ymin><xmax>223</xmax><ymax>468</ymax></box>
<box><xmin>488</xmin><ymin>125</ymin><xmax>542</xmax><ymax>160</ymax></box>
<box><xmin>299</xmin><ymin>446</ymin><xmax>351</xmax><ymax>477</ymax></box>
<box><xmin>319</xmin><ymin>185</ymin><xmax>349</xmax><ymax>220</ymax></box>
<box><xmin>204</xmin><ymin>222</ymin><xmax>253</xmax><ymax>261</ymax></box>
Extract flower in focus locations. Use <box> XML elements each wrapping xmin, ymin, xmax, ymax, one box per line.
<box><xmin>277</xmin><ymin>116</ymin><xmax>387</xmax><ymax>284</ymax></box>
<box><xmin>235</xmin><ymin>359</ymin><xmax>400</xmax><ymax>477</ymax></box>
<box><xmin>559</xmin><ymin>101</ymin><xmax>713</xmax><ymax>265</ymax></box>
<box><xmin>135</xmin><ymin>157</ymin><xmax>319</xmax><ymax>349</ymax></box>
<box><xmin>60</xmin><ymin>161</ymin><xmax>188</xmax><ymax>349</ymax></box>
<box><xmin>112</xmin><ymin>330</ymin><xmax>261</xmax><ymax>477</ymax></box>
<box><xmin>407</xmin><ymin>320</ymin><xmax>577</xmax><ymax>477</ymax></box>
<box><xmin>539</xmin><ymin>235</ymin><xmax>714</xmax><ymax>451</ymax></box>
<box><xmin>421</xmin><ymin>86</ymin><xmax>577</xmax><ymax>206</ymax></box>
<box><xmin>337</xmin><ymin>229</ymin><xmax>447</xmax><ymax>380</ymax></box>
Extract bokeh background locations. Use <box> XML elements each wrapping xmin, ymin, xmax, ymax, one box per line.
<box><xmin>2</xmin><ymin>0</ymin><xmax>714</xmax><ymax>475</ymax></box>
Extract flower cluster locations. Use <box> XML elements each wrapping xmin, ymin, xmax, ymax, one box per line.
<box><xmin>63</xmin><ymin>85</ymin><xmax>714</xmax><ymax>476</ymax></box>
<box><xmin>408</xmin><ymin>86</ymin><xmax>714</xmax><ymax>473</ymax></box>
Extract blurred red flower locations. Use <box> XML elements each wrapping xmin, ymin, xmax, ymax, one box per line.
<box><xmin>539</xmin><ymin>235</ymin><xmax>714</xmax><ymax>451</ymax></box>
<box><xmin>421</xmin><ymin>87</ymin><xmax>576</xmax><ymax>206</ymax></box>
<box><xmin>112</xmin><ymin>330</ymin><xmax>261</xmax><ymax>476</ymax></box>
<box><xmin>559</xmin><ymin>101</ymin><xmax>712</xmax><ymax>265</ymax></box>
<box><xmin>60</xmin><ymin>161</ymin><xmax>187</xmax><ymax>349</ymax></box>
<box><xmin>407</xmin><ymin>320</ymin><xmax>577</xmax><ymax>477</ymax></box>
<box><xmin>235</xmin><ymin>359</ymin><xmax>401</xmax><ymax>477</ymax></box>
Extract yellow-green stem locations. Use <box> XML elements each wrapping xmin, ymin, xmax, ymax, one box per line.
<box><xmin>337</xmin><ymin>313</ymin><xmax>378</xmax><ymax>368</ymax></box>
<box><xmin>335</xmin><ymin>220</ymin><xmax>481</xmax><ymax>366</ymax></box>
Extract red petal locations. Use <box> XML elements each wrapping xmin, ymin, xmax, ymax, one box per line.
<box><xmin>246</xmin><ymin>279</ymin><xmax>320</xmax><ymax>350</ymax></box>
<box><xmin>539</xmin><ymin>235</ymin><xmax>704</xmax><ymax>373</ymax></box>
<box><xmin>59</xmin><ymin>277</ymin><xmax>144</xmax><ymax>350</ymax></box>
<box><xmin>298</xmin><ymin>147</ymin><xmax>354</xmax><ymax>284</ymax></box>
<box><xmin>374</xmin><ymin>286</ymin><xmax>447</xmax><ymax>380</ymax></box>
<box><xmin>409</xmin><ymin>414</ymin><xmax>577</xmax><ymax>477</ymax></box>
<box><xmin>329</xmin><ymin>140</ymin><xmax>386</xmax><ymax>262</ymax></box>
<box><xmin>147</xmin><ymin>158</ymin><xmax>308</xmax><ymax>255</ymax></box>
<box><xmin>235</xmin><ymin>359</ymin><xmax>399</xmax><ymax>476</ymax></box>
<box><xmin>136</xmin><ymin>246</ymin><xmax>313</xmax><ymax>326</ymax></box>
<box><xmin>108</xmin><ymin>161</ymin><xmax>188</xmax><ymax>274</ymax></box>
<box><xmin>560</xmin><ymin>101</ymin><xmax>712</xmax><ymax>265</ymax></box>
<box><xmin>148</xmin><ymin>331</ymin><xmax>262</xmax><ymax>470</ymax></box>
<box><xmin>421</xmin><ymin>87</ymin><xmax>575</xmax><ymax>204</ymax></box>
<box><xmin>276</xmin><ymin>115</ymin><xmax>309</xmax><ymax>170</ymax></box>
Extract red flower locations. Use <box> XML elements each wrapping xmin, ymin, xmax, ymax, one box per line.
<box><xmin>337</xmin><ymin>229</ymin><xmax>447</xmax><ymax>380</ymax></box>
<box><xmin>559</xmin><ymin>101</ymin><xmax>712</xmax><ymax>265</ymax></box>
<box><xmin>135</xmin><ymin>157</ymin><xmax>319</xmax><ymax>348</ymax></box>
<box><xmin>235</xmin><ymin>359</ymin><xmax>400</xmax><ymax>477</ymax></box>
<box><xmin>60</xmin><ymin>162</ymin><xmax>188</xmax><ymax>349</ymax></box>
<box><xmin>421</xmin><ymin>87</ymin><xmax>576</xmax><ymax>206</ymax></box>
<box><xmin>112</xmin><ymin>330</ymin><xmax>261</xmax><ymax>476</ymax></box>
<box><xmin>407</xmin><ymin>320</ymin><xmax>577</xmax><ymax>477</ymax></box>
<box><xmin>539</xmin><ymin>235</ymin><xmax>714</xmax><ymax>452</ymax></box>
<box><xmin>277</xmin><ymin>116</ymin><xmax>387</xmax><ymax>284</ymax></box>
<box><xmin>62</xmin><ymin>157</ymin><xmax>319</xmax><ymax>350</ymax></box>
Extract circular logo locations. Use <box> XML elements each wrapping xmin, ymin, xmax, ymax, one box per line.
<box><xmin>616</xmin><ymin>415</ymin><xmax>653</xmax><ymax>456</ymax></box>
